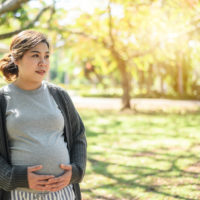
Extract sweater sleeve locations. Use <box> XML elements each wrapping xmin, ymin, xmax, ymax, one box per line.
<box><xmin>0</xmin><ymin>91</ymin><xmax>29</xmax><ymax>191</ymax></box>
<box><xmin>0</xmin><ymin>157</ymin><xmax>28</xmax><ymax>191</ymax></box>
<box><xmin>60</xmin><ymin>90</ymin><xmax>87</xmax><ymax>184</ymax></box>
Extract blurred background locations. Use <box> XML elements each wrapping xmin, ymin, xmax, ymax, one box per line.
<box><xmin>1</xmin><ymin>0</ymin><xmax>200</xmax><ymax>199</ymax></box>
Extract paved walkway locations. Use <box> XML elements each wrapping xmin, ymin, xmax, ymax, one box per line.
<box><xmin>71</xmin><ymin>96</ymin><xmax>200</xmax><ymax>112</ymax></box>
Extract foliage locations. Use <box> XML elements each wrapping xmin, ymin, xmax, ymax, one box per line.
<box><xmin>1</xmin><ymin>0</ymin><xmax>200</xmax><ymax>103</ymax></box>
<box><xmin>52</xmin><ymin>0</ymin><xmax>200</xmax><ymax>101</ymax></box>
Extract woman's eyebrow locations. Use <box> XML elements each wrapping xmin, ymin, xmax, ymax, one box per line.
<box><xmin>30</xmin><ymin>50</ymin><xmax>49</xmax><ymax>53</ymax></box>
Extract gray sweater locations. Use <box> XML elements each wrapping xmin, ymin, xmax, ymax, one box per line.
<box><xmin>4</xmin><ymin>82</ymin><xmax>72</xmax><ymax>193</ymax></box>
<box><xmin>0</xmin><ymin>82</ymin><xmax>87</xmax><ymax>200</ymax></box>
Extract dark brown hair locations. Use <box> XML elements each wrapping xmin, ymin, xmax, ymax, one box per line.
<box><xmin>0</xmin><ymin>30</ymin><xmax>50</xmax><ymax>81</ymax></box>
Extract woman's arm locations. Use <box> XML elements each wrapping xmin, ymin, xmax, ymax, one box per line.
<box><xmin>69</xmin><ymin>109</ymin><xmax>87</xmax><ymax>184</ymax></box>
<box><xmin>0</xmin><ymin>156</ymin><xmax>28</xmax><ymax>191</ymax></box>
<box><xmin>0</xmin><ymin>91</ymin><xmax>29</xmax><ymax>191</ymax></box>
<box><xmin>48</xmin><ymin>84</ymin><xmax>87</xmax><ymax>184</ymax></box>
<box><xmin>60</xmin><ymin>89</ymin><xmax>87</xmax><ymax>184</ymax></box>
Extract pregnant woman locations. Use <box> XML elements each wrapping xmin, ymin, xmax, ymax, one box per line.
<box><xmin>0</xmin><ymin>30</ymin><xmax>87</xmax><ymax>200</ymax></box>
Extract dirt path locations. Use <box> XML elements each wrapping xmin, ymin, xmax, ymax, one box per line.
<box><xmin>71</xmin><ymin>96</ymin><xmax>200</xmax><ymax>112</ymax></box>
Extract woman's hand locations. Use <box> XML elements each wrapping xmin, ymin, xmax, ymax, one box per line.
<box><xmin>28</xmin><ymin>165</ymin><xmax>55</xmax><ymax>191</ymax></box>
<box><xmin>46</xmin><ymin>164</ymin><xmax>72</xmax><ymax>192</ymax></box>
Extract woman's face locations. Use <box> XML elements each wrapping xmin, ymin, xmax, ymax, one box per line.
<box><xmin>15</xmin><ymin>42</ymin><xmax>50</xmax><ymax>84</ymax></box>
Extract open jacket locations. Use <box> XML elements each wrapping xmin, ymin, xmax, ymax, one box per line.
<box><xmin>0</xmin><ymin>82</ymin><xmax>87</xmax><ymax>200</ymax></box>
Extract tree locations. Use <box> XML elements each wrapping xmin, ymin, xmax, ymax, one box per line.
<box><xmin>0</xmin><ymin>0</ymin><xmax>54</xmax><ymax>40</ymax></box>
<box><xmin>55</xmin><ymin>0</ymin><xmax>200</xmax><ymax>107</ymax></box>
<box><xmin>2</xmin><ymin>0</ymin><xmax>200</xmax><ymax>109</ymax></box>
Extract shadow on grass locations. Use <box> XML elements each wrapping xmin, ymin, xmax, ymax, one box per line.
<box><xmin>86</xmin><ymin>153</ymin><xmax>200</xmax><ymax>200</ymax></box>
<box><xmin>81</xmin><ymin>111</ymin><xmax>200</xmax><ymax>200</ymax></box>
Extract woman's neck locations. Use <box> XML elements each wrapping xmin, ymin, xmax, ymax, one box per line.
<box><xmin>13</xmin><ymin>79</ymin><xmax>43</xmax><ymax>91</ymax></box>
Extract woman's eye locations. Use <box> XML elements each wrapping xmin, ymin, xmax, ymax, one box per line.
<box><xmin>32</xmin><ymin>54</ymin><xmax>39</xmax><ymax>57</ymax></box>
<box><xmin>45</xmin><ymin>55</ymin><xmax>49</xmax><ymax>59</ymax></box>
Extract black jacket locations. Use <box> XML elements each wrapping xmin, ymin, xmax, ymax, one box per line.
<box><xmin>0</xmin><ymin>82</ymin><xmax>87</xmax><ymax>200</ymax></box>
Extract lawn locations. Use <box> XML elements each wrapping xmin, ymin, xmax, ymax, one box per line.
<box><xmin>78</xmin><ymin>109</ymin><xmax>200</xmax><ymax>200</ymax></box>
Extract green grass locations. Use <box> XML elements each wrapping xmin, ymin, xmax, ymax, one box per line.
<box><xmin>78</xmin><ymin>109</ymin><xmax>200</xmax><ymax>200</ymax></box>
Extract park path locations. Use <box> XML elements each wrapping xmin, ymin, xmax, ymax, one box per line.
<box><xmin>71</xmin><ymin>95</ymin><xmax>200</xmax><ymax>112</ymax></box>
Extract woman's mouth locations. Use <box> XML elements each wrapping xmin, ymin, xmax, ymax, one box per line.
<box><xmin>36</xmin><ymin>70</ymin><xmax>46</xmax><ymax>75</ymax></box>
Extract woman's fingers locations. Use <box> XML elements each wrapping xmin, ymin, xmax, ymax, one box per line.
<box><xmin>37</xmin><ymin>180</ymin><xmax>50</xmax><ymax>185</ymax></box>
<box><xmin>37</xmin><ymin>174</ymin><xmax>55</xmax><ymax>181</ymax></box>
<box><xmin>34</xmin><ymin>185</ymin><xmax>49</xmax><ymax>191</ymax></box>
<box><xmin>44</xmin><ymin>171</ymin><xmax>71</xmax><ymax>191</ymax></box>
<box><xmin>60</xmin><ymin>164</ymin><xmax>72</xmax><ymax>170</ymax></box>
<box><xmin>48</xmin><ymin>183</ymin><xmax>66</xmax><ymax>192</ymax></box>
<box><xmin>27</xmin><ymin>165</ymin><xmax>55</xmax><ymax>191</ymax></box>
<box><xmin>27</xmin><ymin>164</ymin><xmax>71</xmax><ymax>191</ymax></box>
<box><xmin>28</xmin><ymin>165</ymin><xmax>43</xmax><ymax>173</ymax></box>
<box><xmin>28</xmin><ymin>165</ymin><xmax>54</xmax><ymax>180</ymax></box>
<box><xmin>36</xmin><ymin>182</ymin><xmax>65</xmax><ymax>192</ymax></box>
<box><xmin>47</xmin><ymin>176</ymin><xmax>64</xmax><ymax>184</ymax></box>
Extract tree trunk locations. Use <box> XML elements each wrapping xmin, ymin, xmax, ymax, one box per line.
<box><xmin>119</xmin><ymin>66</ymin><xmax>131</xmax><ymax>109</ymax></box>
<box><xmin>147</xmin><ymin>64</ymin><xmax>153</xmax><ymax>95</ymax></box>
<box><xmin>177</xmin><ymin>62</ymin><xmax>183</xmax><ymax>96</ymax></box>
<box><xmin>107</xmin><ymin>2</ymin><xmax>131</xmax><ymax>110</ymax></box>
<box><xmin>160</xmin><ymin>76</ymin><xmax>164</xmax><ymax>94</ymax></box>
<box><xmin>176</xmin><ymin>51</ymin><xmax>184</xmax><ymax>96</ymax></box>
<box><xmin>114</xmin><ymin>57</ymin><xmax>132</xmax><ymax>110</ymax></box>
<box><xmin>109</xmin><ymin>49</ymin><xmax>132</xmax><ymax>109</ymax></box>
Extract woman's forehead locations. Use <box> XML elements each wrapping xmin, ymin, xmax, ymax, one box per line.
<box><xmin>27</xmin><ymin>42</ymin><xmax>49</xmax><ymax>53</ymax></box>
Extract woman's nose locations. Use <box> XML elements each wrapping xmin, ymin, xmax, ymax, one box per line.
<box><xmin>39</xmin><ymin>58</ymin><xmax>48</xmax><ymax>65</ymax></box>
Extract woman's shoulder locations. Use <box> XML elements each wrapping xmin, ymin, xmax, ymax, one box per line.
<box><xmin>45</xmin><ymin>81</ymin><xmax>69</xmax><ymax>96</ymax></box>
<box><xmin>0</xmin><ymin>85</ymin><xmax>9</xmax><ymax>104</ymax></box>
<box><xmin>0</xmin><ymin>87</ymin><xmax>5</xmax><ymax>97</ymax></box>
<box><xmin>0</xmin><ymin>84</ymin><xmax>10</xmax><ymax>94</ymax></box>
<box><xmin>46</xmin><ymin>81</ymin><xmax>63</xmax><ymax>90</ymax></box>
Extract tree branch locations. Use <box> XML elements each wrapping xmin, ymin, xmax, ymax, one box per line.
<box><xmin>127</xmin><ymin>22</ymin><xmax>200</xmax><ymax>59</ymax></box>
<box><xmin>0</xmin><ymin>6</ymin><xmax>51</xmax><ymax>40</ymax></box>
<box><xmin>50</xmin><ymin>27</ymin><xmax>98</xmax><ymax>41</ymax></box>
<box><xmin>0</xmin><ymin>0</ymin><xmax>29</xmax><ymax>15</ymax></box>
<box><xmin>50</xmin><ymin>14</ymin><xmax>200</xmax><ymax>61</ymax></box>
<box><xmin>47</xmin><ymin>0</ymin><xmax>56</xmax><ymax>29</ymax></box>
<box><xmin>108</xmin><ymin>0</ymin><xmax>115</xmax><ymax>48</ymax></box>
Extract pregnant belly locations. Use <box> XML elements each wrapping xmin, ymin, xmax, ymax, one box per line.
<box><xmin>11</xmin><ymin>143</ymin><xmax>70</xmax><ymax>177</ymax></box>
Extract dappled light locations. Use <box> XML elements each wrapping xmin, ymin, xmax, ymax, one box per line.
<box><xmin>1</xmin><ymin>0</ymin><xmax>200</xmax><ymax>199</ymax></box>
<box><xmin>80</xmin><ymin>110</ymin><xmax>200</xmax><ymax>200</ymax></box>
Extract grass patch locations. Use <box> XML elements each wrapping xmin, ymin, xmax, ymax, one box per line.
<box><xmin>79</xmin><ymin>109</ymin><xmax>200</xmax><ymax>200</ymax></box>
